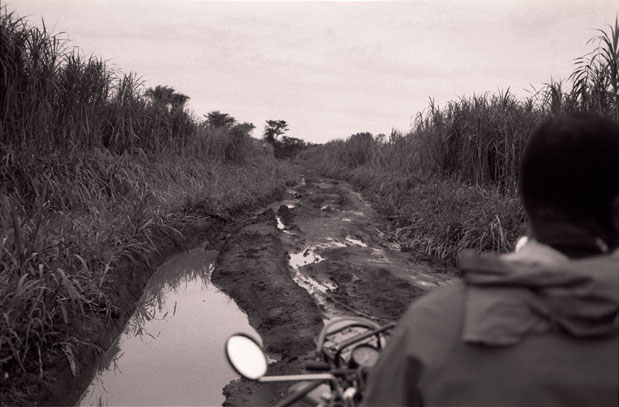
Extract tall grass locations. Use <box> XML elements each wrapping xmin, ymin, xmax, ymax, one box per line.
<box><xmin>0</xmin><ymin>7</ymin><xmax>286</xmax><ymax>404</ymax></box>
<box><xmin>301</xmin><ymin>18</ymin><xmax>619</xmax><ymax>263</ymax></box>
<box><xmin>0</xmin><ymin>9</ymin><xmax>197</xmax><ymax>154</ymax></box>
<box><xmin>570</xmin><ymin>17</ymin><xmax>619</xmax><ymax>119</ymax></box>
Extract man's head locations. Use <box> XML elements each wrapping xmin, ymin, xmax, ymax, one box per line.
<box><xmin>519</xmin><ymin>113</ymin><xmax>619</xmax><ymax>251</ymax></box>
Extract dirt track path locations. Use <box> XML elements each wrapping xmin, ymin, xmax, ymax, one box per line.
<box><xmin>212</xmin><ymin>172</ymin><xmax>453</xmax><ymax>406</ymax></box>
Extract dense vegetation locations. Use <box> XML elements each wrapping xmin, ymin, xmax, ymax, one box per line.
<box><xmin>0</xmin><ymin>8</ymin><xmax>290</xmax><ymax>403</ymax></box>
<box><xmin>301</xmin><ymin>18</ymin><xmax>619</xmax><ymax>264</ymax></box>
<box><xmin>2</xmin><ymin>3</ymin><xmax>617</xmax><ymax>403</ymax></box>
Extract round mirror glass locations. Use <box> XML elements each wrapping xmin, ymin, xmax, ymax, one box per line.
<box><xmin>225</xmin><ymin>334</ymin><xmax>268</xmax><ymax>380</ymax></box>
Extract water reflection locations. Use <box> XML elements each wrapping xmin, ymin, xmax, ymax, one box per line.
<box><xmin>79</xmin><ymin>247</ymin><xmax>260</xmax><ymax>407</ymax></box>
<box><xmin>127</xmin><ymin>259</ymin><xmax>215</xmax><ymax>340</ymax></box>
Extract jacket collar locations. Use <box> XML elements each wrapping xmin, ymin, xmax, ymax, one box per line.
<box><xmin>458</xmin><ymin>242</ymin><xmax>619</xmax><ymax>345</ymax></box>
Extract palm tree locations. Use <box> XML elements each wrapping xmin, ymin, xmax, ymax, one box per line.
<box><xmin>145</xmin><ymin>85</ymin><xmax>189</xmax><ymax>110</ymax></box>
<box><xmin>205</xmin><ymin>111</ymin><xmax>237</xmax><ymax>128</ymax></box>
<box><xmin>171</xmin><ymin>92</ymin><xmax>189</xmax><ymax>109</ymax></box>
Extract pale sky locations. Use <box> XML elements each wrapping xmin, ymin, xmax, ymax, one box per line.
<box><xmin>8</xmin><ymin>0</ymin><xmax>619</xmax><ymax>143</ymax></box>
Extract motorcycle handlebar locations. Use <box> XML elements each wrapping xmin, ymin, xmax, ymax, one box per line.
<box><xmin>333</xmin><ymin>322</ymin><xmax>396</xmax><ymax>363</ymax></box>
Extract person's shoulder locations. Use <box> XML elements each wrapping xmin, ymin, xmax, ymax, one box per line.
<box><xmin>410</xmin><ymin>280</ymin><xmax>466</xmax><ymax>311</ymax></box>
<box><xmin>390</xmin><ymin>280</ymin><xmax>468</xmax><ymax>371</ymax></box>
<box><xmin>399</xmin><ymin>280</ymin><xmax>466</xmax><ymax>330</ymax></box>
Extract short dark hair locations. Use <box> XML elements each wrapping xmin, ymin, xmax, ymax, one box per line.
<box><xmin>519</xmin><ymin>113</ymin><xmax>619</xmax><ymax>231</ymax></box>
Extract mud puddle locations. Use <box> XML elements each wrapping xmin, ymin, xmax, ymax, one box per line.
<box><xmin>289</xmin><ymin>247</ymin><xmax>338</xmax><ymax>320</ymax></box>
<box><xmin>274</xmin><ymin>174</ymin><xmax>454</xmax><ymax>323</ymax></box>
<box><xmin>214</xmin><ymin>171</ymin><xmax>455</xmax><ymax>406</ymax></box>
<box><xmin>79</xmin><ymin>246</ymin><xmax>261</xmax><ymax>407</ymax></box>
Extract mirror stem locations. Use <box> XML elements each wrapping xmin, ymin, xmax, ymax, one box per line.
<box><xmin>258</xmin><ymin>373</ymin><xmax>337</xmax><ymax>383</ymax></box>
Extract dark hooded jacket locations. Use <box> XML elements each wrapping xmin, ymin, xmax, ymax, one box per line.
<box><xmin>363</xmin><ymin>241</ymin><xmax>619</xmax><ymax>407</ymax></box>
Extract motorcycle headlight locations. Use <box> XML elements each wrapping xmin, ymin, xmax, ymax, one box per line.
<box><xmin>350</xmin><ymin>344</ymin><xmax>380</xmax><ymax>368</ymax></box>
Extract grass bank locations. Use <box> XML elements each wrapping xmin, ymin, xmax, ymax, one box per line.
<box><xmin>300</xmin><ymin>18</ymin><xmax>618</xmax><ymax>266</ymax></box>
<box><xmin>299</xmin><ymin>162</ymin><xmax>526</xmax><ymax>268</ymax></box>
<box><xmin>0</xmin><ymin>8</ymin><xmax>294</xmax><ymax>405</ymax></box>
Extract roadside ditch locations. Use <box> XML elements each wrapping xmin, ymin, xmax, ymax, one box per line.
<box><xmin>39</xmin><ymin>187</ymin><xmax>286</xmax><ymax>406</ymax></box>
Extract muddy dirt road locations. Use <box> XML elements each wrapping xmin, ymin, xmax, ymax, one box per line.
<box><xmin>212</xmin><ymin>172</ymin><xmax>453</xmax><ymax>406</ymax></box>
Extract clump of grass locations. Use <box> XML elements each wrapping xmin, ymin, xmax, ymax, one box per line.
<box><xmin>389</xmin><ymin>179</ymin><xmax>526</xmax><ymax>262</ymax></box>
<box><xmin>569</xmin><ymin>16</ymin><xmax>619</xmax><ymax>119</ymax></box>
<box><xmin>0</xmin><ymin>193</ymin><xmax>114</xmax><ymax>375</ymax></box>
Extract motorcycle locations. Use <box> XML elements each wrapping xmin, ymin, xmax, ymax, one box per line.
<box><xmin>225</xmin><ymin>316</ymin><xmax>396</xmax><ymax>407</ymax></box>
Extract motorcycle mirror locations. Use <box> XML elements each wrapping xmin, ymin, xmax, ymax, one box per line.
<box><xmin>225</xmin><ymin>333</ymin><xmax>268</xmax><ymax>380</ymax></box>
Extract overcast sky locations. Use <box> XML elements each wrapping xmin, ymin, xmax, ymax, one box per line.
<box><xmin>9</xmin><ymin>0</ymin><xmax>618</xmax><ymax>143</ymax></box>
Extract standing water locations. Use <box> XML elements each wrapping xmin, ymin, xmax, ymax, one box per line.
<box><xmin>79</xmin><ymin>246</ymin><xmax>261</xmax><ymax>406</ymax></box>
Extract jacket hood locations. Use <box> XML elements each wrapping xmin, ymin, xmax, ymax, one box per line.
<box><xmin>458</xmin><ymin>240</ymin><xmax>619</xmax><ymax>346</ymax></box>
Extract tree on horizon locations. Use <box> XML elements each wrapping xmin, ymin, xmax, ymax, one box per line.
<box><xmin>145</xmin><ymin>85</ymin><xmax>189</xmax><ymax>110</ymax></box>
<box><xmin>205</xmin><ymin>110</ymin><xmax>237</xmax><ymax>129</ymax></box>
<box><xmin>263</xmin><ymin>119</ymin><xmax>289</xmax><ymax>144</ymax></box>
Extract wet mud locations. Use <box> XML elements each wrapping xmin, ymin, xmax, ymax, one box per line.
<box><xmin>212</xmin><ymin>211</ymin><xmax>325</xmax><ymax>407</ymax></box>
<box><xmin>212</xmin><ymin>211</ymin><xmax>324</xmax><ymax>357</ymax></box>
<box><xmin>214</xmin><ymin>173</ymin><xmax>454</xmax><ymax>406</ymax></box>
